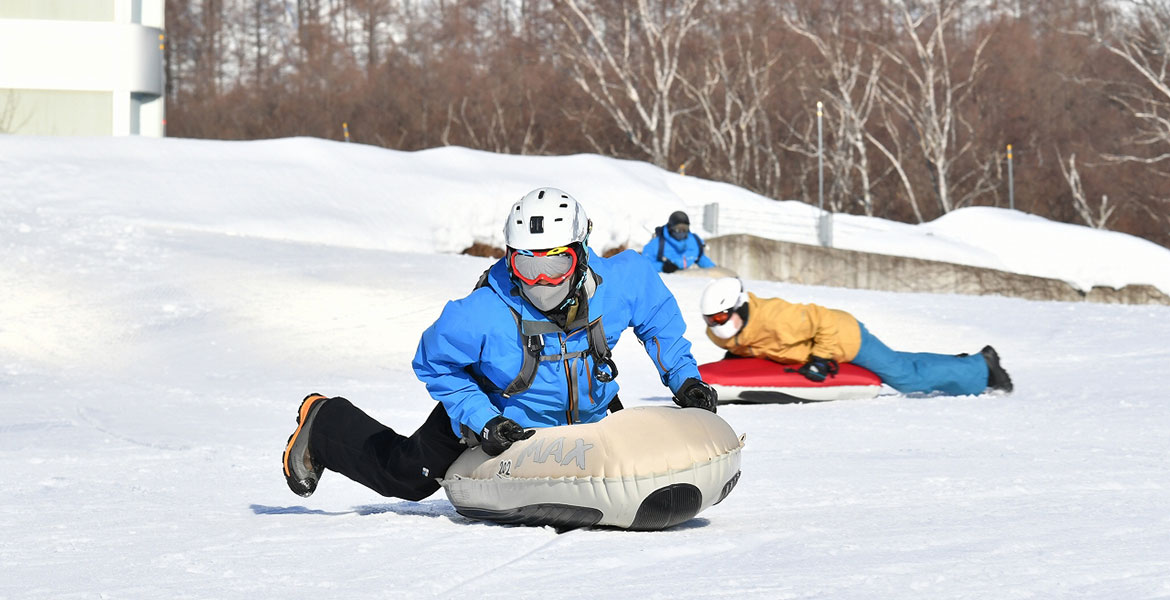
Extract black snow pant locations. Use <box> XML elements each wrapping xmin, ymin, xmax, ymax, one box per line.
<box><xmin>309</xmin><ymin>397</ymin><xmax>467</xmax><ymax>501</ymax></box>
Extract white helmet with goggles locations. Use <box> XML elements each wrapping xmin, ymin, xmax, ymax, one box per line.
<box><xmin>700</xmin><ymin>277</ymin><xmax>749</xmax><ymax>338</ymax></box>
<box><xmin>504</xmin><ymin>187</ymin><xmax>590</xmax><ymax>250</ymax></box>
<box><xmin>503</xmin><ymin>188</ymin><xmax>592</xmax><ymax>313</ymax></box>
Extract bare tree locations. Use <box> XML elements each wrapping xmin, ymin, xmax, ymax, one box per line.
<box><xmin>1095</xmin><ymin>1</ymin><xmax>1170</xmax><ymax>167</ymax></box>
<box><xmin>157</xmin><ymin>0</ymin><xmax>1170</xmax><ymax>250</ymax></box>
<box><xmin>878</xmin><ymin>0</ymin><xmax>992</xmax><ymax>214</ymax></box>
<box><xmin>1079</xmin><ymin>1</ymin><xmax>1170</xmax><ymax>243</ymax></box>
<box><xmin>164</xmin><ymin>0</ymin><xmax>193</xmax><ymax>103</ymax></box>
<box><xmin>866</xmin><ymin>101</ymin><xmax>926</xmax><ymax>222</ymax></box>
<box><xmin>785</xmin><ymin>7</ymin><xmax>884</xmax><ymax>215</ymax></box>
<box><xmin>198</xmin><ymin>0</ymin><xmax>227</xmax><ymax>96</ymax></box>
<box><xmin>554</xmin><ymin>0</ymin><xmax>705</xmax><ymax>168</ymax></box>
<box><xmin>295</xmin><ymin>0</ymin><xmax>324</xmax><ymax>63</ymax></box>
<box><xmin>354</xmin><ymin>0</ymin><xmax>393</xmax><ymax>77</ymax></box>
<box><xmin>677</xmin><ymin>22</ymin><xmax>785</xmax><ymax>198</ymax></box>
<box><xmin>441</xmin><ymin>90</ymin><xmax>552</xmax><ymax>155</ymax></box>
<box><xmin>1058</xmin><ymin>151</ymin><xmax>1117</xmax><ymax>229</ymax></box>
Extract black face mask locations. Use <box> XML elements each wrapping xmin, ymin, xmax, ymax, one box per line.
<box><xmin>669</xmin><ymin>223</ymin><xmax>689</xmax><ymax>241</ymax></box>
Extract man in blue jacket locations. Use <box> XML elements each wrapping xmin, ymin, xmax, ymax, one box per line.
<box><xmin>282</xmin><ymin>187</ymin><xmax>718</xmax><ymax>501</ymax></box>
<box><xmin>641</xmin><ymin>210</ymin><xmax>717</xmax><ymax>273</ymax></box>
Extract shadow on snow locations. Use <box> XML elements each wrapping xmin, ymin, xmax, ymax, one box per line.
<box><xmin>249</xmin><ymin>501</ymin><xmax>712</xmax><ymax>532</ymax></box>
<box><xmin>249</xmin><ymin>498</ymin><xmax>458</xmax><ymax>519</ymax></box>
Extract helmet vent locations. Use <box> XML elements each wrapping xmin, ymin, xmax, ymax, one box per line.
<box><xmin>505</xmin><ymin>188</ymin><xmax>588</xmax><ymax>250</ymax></box>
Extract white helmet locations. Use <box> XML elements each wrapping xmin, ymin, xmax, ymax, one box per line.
<box><xmin>503</xmin><ymin>187</ymin><xmax>590</xmax><ymax>250</ymax></box>
<box><xmin>701</xmin><ymin>277</ymin><xmax>749</xmax><ymax>338</ymax></box>
<box><xmin>700</xmin><ymin>277</ymin><xmax>747</xmax><ymax>316</ymax></box>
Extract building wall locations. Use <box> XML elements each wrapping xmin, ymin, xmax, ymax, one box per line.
<box><xmin>0</xmin><ymin>0</ymin><xmax>115</xmax><ymax>21</ymax></box>
<box><xmin>1</xmin><ymin>89</ymin><xmax>113</xmax><ymax>136</ymax></box>
<box><xmin>0</xmin><ymin>0</ymin><xmax>165</xmax><ymax>136</ymax></box>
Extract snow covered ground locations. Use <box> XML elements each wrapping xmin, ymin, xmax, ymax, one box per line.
<box><xmin>2</xmin><ymin>136</ymin><xmax>1169</xmax><ymax>598</ymax></box>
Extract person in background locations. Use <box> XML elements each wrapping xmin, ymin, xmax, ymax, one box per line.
<box><xmin>282</xmin><ymin>187</ymin><xmax>718</xmax><ymax>501</ymax></box>
<box><xmin>698</xmin><ymin>277</ymin><xmax>1013</xmax><ymax>396</ymax></box>
<box><xmin>641</xmin><ymin>210</ymin><xmax>717</xmax><ymax>273</ymax></box>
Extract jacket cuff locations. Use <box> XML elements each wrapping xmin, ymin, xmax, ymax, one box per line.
<box><xmin>668</xmin><ymin>365</ymin><xmax>702</xmax><ymax>394</ymax></box>
<box><xmin>464</xmin><ymin>407</ymin><xmax>502</xmax><ymax>437</ymax></box>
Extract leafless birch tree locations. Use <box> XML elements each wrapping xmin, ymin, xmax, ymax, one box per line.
<box><xmin>677</xmin><ymin>25</ymin><xmax>784</xmax><ymax>198</ymax></box>
<box><xmin>158</xmin><ymin>0</ymin><xmax>1170</xmax><ymax>250</ymax></box>
<box><xmin>785</xmin><ymin>10</ymin><xmax>883</xmax><ymax>215</ymax></box>
<box><xmin>1095</xmin><ymin>2</ymin><xmax>1170</xmax><ymax>166</ymax></box>
<box><xmin>554</xmin><ymin>0</ymin><xmax>704</xmax><ymax>168</ymax></box>
<box><xmin>1088</xmin><ymin>1</ymin><xmax>1170</xmax><ymax>236</ymax></box>
<box><xmin>866</xmin><ymin>102</ymin><xmax>925</xmax><ymax>222</ymax></box>
<box><xmin>1058</xmin><ymin>151</ymin><xmax>1117</xmax><ymax>229</ymax></box>
<box><xmin>878</xmin><ymin>0</ymin><xmax>992</xmax><ymax>214</ymax></box>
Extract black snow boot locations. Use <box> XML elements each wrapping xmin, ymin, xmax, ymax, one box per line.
<box><xmin>282</xmin><ymin>393</ymin><xmax>331</xmax><ymax>497</ymax></box>
<box><xmin>981</xmin><ymin>346</ymin><xmax>1013</xmax><ymax>393</ymax></box>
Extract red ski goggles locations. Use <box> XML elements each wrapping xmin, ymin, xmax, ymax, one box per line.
<box><xmin>509</xmin><ymin>245</ymin><xmax>579</xmax><ymax>286</ymax></box>
<box><xmin>703</xmin><ymin>308</ymin><xmax>734</xmax><ymax>327</ymax></box>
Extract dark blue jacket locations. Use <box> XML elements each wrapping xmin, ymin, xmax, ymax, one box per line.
<box><xmin>641</xmin><ymin>227</ymin><xmax>716</xmax><ymax>272</ymax></box>
<box><xmin>413</xmin><ymin>249</ymin><xmax>702</xmax><ymax>437</ymax></box>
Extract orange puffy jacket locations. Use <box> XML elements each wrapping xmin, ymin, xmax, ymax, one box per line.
<box><xmin>706</xmin><ymin>293</ymin><xmax>862</xmax><ymax>364</ymax></box>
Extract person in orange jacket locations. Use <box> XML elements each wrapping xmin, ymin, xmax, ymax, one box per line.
<box><xmin>699</xmin><ymin>277</ymin><xmax>1013</xmax><ymax>396</ymax></box>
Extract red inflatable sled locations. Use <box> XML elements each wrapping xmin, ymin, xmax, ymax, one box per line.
<box><xmin>698</xmin><ymin>357</ymin><xmax>884</xmax><ymax>404</ymax></box>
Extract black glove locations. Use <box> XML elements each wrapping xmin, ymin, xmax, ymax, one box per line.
<box><xmin>661</xmin><ymin>260</ymin><xmax>680</xmax><ymax>273</ymax></box>
<box><xmin>674</xmin><ymin>377</ymin><xmax>717</xmax><ymax>413</ymax></box>
<box><xmin>478</xmin><ymin>416</ymin><xmax>535</xmax><ymax>456</ymax></box>
<box><xmin>797</xmin><ymin>356</ymin><xmax>839</xmax><ymax>382</ymax></box>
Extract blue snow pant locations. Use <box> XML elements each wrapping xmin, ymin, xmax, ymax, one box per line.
<box><xmin>851</xmin><ymin>322</ymin><xmax>989</xmax><ymax>396</ymax></box>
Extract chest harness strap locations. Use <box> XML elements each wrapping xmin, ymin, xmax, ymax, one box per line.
<box><xmin>500</xmin><ymin>310</ymin><xmax>618</xmax><ymax>398</ymax></box>
<box><xmin>472</xmin><ymin>267</ymin><xmax>619</xmax><ymax>398</ymax></box>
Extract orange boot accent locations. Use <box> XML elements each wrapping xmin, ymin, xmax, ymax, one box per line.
<box><xmin>282</xmin><ymin>393</ymin><xmax>329</xmax><ymax>478</ymax></box>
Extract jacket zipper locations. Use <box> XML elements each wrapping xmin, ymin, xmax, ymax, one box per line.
<box><xmin>651</xmin><ymin>336</ymin><xmax>668</xmax><ymax>372</ymax></box>
<box><xmin>561</xmin><ymin>333</ymin><xmax>577</xmax><ymax>424</ymax></box>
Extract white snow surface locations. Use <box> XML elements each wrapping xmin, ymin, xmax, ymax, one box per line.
<box><xmin>2</xmin><ymin>136</ymin><xmax>1169</xmax><ymax>598</ymax></box>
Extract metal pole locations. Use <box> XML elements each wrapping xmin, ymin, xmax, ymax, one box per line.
<box><xmin>1007</xmin><ymin>144</ymin><xmax>1014</xmax><ymax>210</ymax></box>
<box><xmin>816</xmin><ymin>101</ymin><xmax>831</xmax><ymax>247</ymax></box>
<box><xmin>817</xmin><ymin>101</ymin><xmax>824</xmax><ymax>213</ymax></box>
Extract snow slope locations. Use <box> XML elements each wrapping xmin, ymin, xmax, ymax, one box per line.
<box><xmin>2</xmin><ymin>136</ymin><xmax>1168</xmax><ymax>598</ymax></box>
<box><xmin>4</xmin><ymin>135</ymin><xmax>1169</xmax><ymax>294</ymax></box>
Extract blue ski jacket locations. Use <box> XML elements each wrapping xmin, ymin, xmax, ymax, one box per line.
<box><xmin>640</xmin><ymin>227</ymin><xmax>716</xmax><ymax>272</ymax></box>
<box><xmin>413</xmin><ymin>249</ymin><xmax>702</xmax><ymax>437</ymax></box>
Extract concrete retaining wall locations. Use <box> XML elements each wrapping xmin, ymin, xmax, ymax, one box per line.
<box><xmin>707</xmin><ymin>234</ymin><xmax>1170</xmax><ymax>306</ymax></box>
